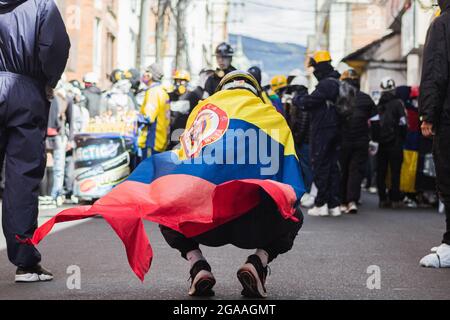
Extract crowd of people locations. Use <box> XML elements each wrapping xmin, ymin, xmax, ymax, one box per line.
<box><xmin>257</xmin><ymin>51</ymin><xmax>437</xmax><ymax>218</ymax></box>
<box><xmin>287</xmin><ymin>50</ymin><xmax>434</xmax><ymax>217</ymax></box>
<box><xmin>0</xmin><ymin>42</ymin><xmax>439</xmax><ymax>216</ymax></box>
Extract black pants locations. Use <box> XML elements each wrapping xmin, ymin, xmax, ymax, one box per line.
<box><xmin>340</xmin><ymin>143</ymin><xmax>368</xmax><ymax>204</ymax></box>
<box><xmin>0</xmin><ymin>158</ymin><xmax>4</xmax><ymax>195</ymax></box>
<box><xmin>160</xmin><ymin>195</ymin><xmax>303</xmax><ymax>263</ymax></box>
<box><xmin>364</xmin><ymin>154</ymin><xmax>377</xmax><ymax>189</ymax></box>
<box><xmin>311</xmin><ymin>129</ymin><xmax>341</xmax><ymax>208</ymax></box>
<box><xmin>376</xmin><ymin>142</ymin><xmax>404</xmax><ymax>202</ymax></box>
<box><xmin>433</xmin><ymin>125</ymin><xmax>450</xmax><ymax>245</ymax></box>
<box><xmin>0</xmin><ymin>73</ymin><xmax>48</xmax><ymax>268</ymax></box>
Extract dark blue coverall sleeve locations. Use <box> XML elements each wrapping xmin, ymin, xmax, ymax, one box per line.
<box><xmin>38</xmin><ymin>0</ymin><xmax>71</xmax><ymax>88</ymax></box>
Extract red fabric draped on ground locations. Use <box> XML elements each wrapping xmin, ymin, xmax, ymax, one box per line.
<box><xmin>32</xmin><ymin>176</ymin><xmax>298</xmax><ymax>281</ymax></box>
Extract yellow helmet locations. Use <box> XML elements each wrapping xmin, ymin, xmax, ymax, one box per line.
<box><xmin>271</xmin><ymin>75</ymin><xmax>288</xmax><ymax>92</ymax></box>
<box><xmin>309</xmin><ymin>50</ymin><xmax>332</xmax><ymax>66</ymax></box>
<box><xmin>173</xmin><ymin>70</ymin><xmax>191</xmax><ymax>82</ymax></box>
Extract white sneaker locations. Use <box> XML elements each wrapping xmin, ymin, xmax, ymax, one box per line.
<box><xmin>347</xmin><ymin>202</ymin><xmax>358</xmax><ymax>214</ymax></box>
<box><xmin>308</xmin><ymin>204</ymin><xmax>329</xmax><ymax>217</ymax></box>
<box><xmin>56</xmin><ymin>195</ymin><xmax>65</xmax><ymax>207</ymax></box>
<box><xmin>15</xmin><ymin>265</ymin><xmax>54</xmax><ymax>283</ymax></box>
<box><xmin>71</xmin><ymin>195</ymin><xmax>80</xmax><ymax>204</ymax></box>
<box><xmin>369</xmin><ymin>187</ymin><xmax>377</xmax><ymax>194</ymax></box>
<box><xmin>301</xmin><ymin>193</ymin><xmax>315</xmax><ymax>208</ymax></box>
<box><xmin>329</xmin><ymin>206</ymin><xmax>342</xmax><ymax>217</ymax></box>
<box><xmin>420</xmin><ymin>244</ymin><xmax>450</xmax><ymax>268</ymax></box>
<box><xmin>340</xmin><ymin>204</ymin><xmax>348</xmax><ymax>214</ymax></box>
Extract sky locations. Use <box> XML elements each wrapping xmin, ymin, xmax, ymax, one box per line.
<box><xmin>228</xmin><ymin>0</ymin><xmax>316</xmax><ymax>47</ymax></box>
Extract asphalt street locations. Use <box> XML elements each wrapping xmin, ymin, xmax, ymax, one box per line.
<box><xmin>0</xmin><ymin>193</ymin><xmax>449</xmax><ymax>300</ymax></box>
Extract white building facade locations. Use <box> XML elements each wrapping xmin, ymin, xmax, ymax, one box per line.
<box><xmin>117</xmin><ymin>0</ymin><xmax>142</xmax><ymax>70</ymax></box>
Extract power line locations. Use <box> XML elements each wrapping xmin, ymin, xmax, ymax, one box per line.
<box><xmin>241</xmin><ymin>0</ymin><xmax>384</xmax><ymax>14</ymax></box>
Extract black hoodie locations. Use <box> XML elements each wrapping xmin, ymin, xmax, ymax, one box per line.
<box><xmin>439</xmin><ymin>0</ymin><xmax>450</xmax><ymax>11</ymax></box>
<box><xmin>419</xmin><ymin>0</ymin><xmax>450</xmax><ymax>126</ymax></box>
<box><xmin>376</xmin><ymin>91</ymin><xmax>407</xmax><ymax>145</ymax></box>
<box><xmin>295</xmin><ymin>66</ymin><xmax>341</xmax><ymax>134</ymax></box>
<box><xmin>341</xmin><ymin>82</ymin><xmax>377</xmax><ymax>146</ymax></box>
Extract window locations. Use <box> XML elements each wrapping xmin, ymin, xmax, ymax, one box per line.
<box><xmin>106</xmin><ymin>32</ymin><xmax>116</xmax><ymax>77</ymax></box>
<box><xmin>93</xmin><ymin>18</ymin><xmax>102</xmax><ymax>77</ymax></box>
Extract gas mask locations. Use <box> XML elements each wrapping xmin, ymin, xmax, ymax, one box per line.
<box><xmin>173</xmin><ymin>80</ymin><xmax>188</xmax><ymax>96</ymax></box>
<box><xmin>141</xmin><ymin>73</ymin><xmax>152</xmax><ymax>86</ymax></box>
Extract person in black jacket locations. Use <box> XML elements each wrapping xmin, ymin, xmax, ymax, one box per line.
<box><xmin>339</xmin><ymin>69</ymin><xmax>377</xmax><ymax>214</ymax></box>
<box><xmin>288</xmin><ymin>74</ymin><xmax>314</xmax><ymax>206</ymax></box>
<box><xmin>168</xmin><ymin>70</ymin><xmax>202</xmax><ymax>150</ymax></box>
<box><xmin>82</xmin><ymin>72</ymin><xmax>103</xmax><ymax>117</ymax></box>
<box><xmin>293</xmin><ymin>51</ymin><xmax>342</xmax><ymax>217</ymax></box>
<box><xmin>195</xmin><ymin>68</ymin><xmax>215</xmax><ymax>100</ymax></box>
<box><xmin>204</xmin><ymin>43</ymin><xmax>236</xmax><ymax>97</ymax></box>
<box><xmin>419</xmin><ymin>0</ymin><xmax>450</xmax><ymax>268</ymax></box>
<box><xmin>0</xmin><ymin>0</ymin><xmax>70</xmax><ymax>282</ymax></box>
<box><xmin>372</xmin><ymin>77</ymin><xmax>407</xmax><ymax>209</ymax></box>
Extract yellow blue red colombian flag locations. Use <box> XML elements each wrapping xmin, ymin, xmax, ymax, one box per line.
<box><xmin>32</xmin><ymin>89</ymin><xmax>305</xmax><ymax>281</ymax></box>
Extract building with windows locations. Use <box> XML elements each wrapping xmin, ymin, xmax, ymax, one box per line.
<box><xmin>55</xmin><ymin>0</ymin><xmax>141</xmax><ymax>88</ymax></box>
<box><xmin>312</xmin><ymin>0</ymin><xmax>437</xmax><ymax>96</ymax></box>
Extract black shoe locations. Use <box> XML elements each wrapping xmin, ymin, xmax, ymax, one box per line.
<box><xmin>237</xmin><ymin>255</ymin><xmax>268</xmax><ymax>299</ymax></box>
<box><xmin>15</xmin><ymin>264</ymin><xmax>54</xmax><ymax>283</ymax></box>
<box><xmin>391</xmin><ymin>201</ymin><xmax>405</xmax><ymax>209</ymax></box>
<box><xmin>188</xmin><ymin>260</ymin><xmax>216</xmax><ymax>297</ymax></box>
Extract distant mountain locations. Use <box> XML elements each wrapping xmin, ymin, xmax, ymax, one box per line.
<box><xmin>229</xmin><ymin>34</ymin><xmax>306</xmax><ymax>78</ymax></box>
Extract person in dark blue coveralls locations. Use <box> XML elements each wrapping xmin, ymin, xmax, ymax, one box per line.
<box><xmin>0</xmin><ymin>0</ymin><xmax>70</xmax><ymax>282</ymax></box>
<box><xmin>293</xmin><ymin>51</ymin><xmax>342</xmax><ymax>218</ymax></box>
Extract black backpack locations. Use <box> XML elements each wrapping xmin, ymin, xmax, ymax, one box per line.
<box><xmin>327</xmin><ymin>78</ymin><xmax>358</xmax><ymax>120</ymax></box>
<box><xmin>336</xmin><ymin>80</ymin><xmax>358</xmax><ymax>119</ymax></box>
<box><xmin>378</xmin><ymin>106</ymin><xmax>397</xmax><ymax>144</ymax></box>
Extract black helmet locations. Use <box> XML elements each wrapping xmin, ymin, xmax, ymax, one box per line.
<box><xmin>215</xmin><ymin>42</ymin><xmax>234</xmax><ymax>57</ymax></box>
<box><xmin>216</xmin><ymin>70</ymin><xmax>263</xmax><ymax>99</ymax></box>
<box><xmin>247</xmin><ymin>66</ymin><xmax>262</xmax><ymax>85</ymax></box>
<box><xmin>124</xmin><ymin>68</ymin><xmax>141</xmax><ymax>90</ymax></box>
<box><xmin>110</xmin><ymin>69</ymin><xmax>125</xmax><ymax>84</ymax></box>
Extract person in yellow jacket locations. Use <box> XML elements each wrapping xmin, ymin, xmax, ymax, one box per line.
<box><xmin>138</xmin><ymin>63</ymin><xmax>171</xmax><ymax>160</ymax></box>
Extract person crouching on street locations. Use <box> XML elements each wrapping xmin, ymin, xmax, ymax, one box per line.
<box><xmin>159</xmin><ymin>71</ymin><xmax>304</xmax><ymax>298</ymax></box>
